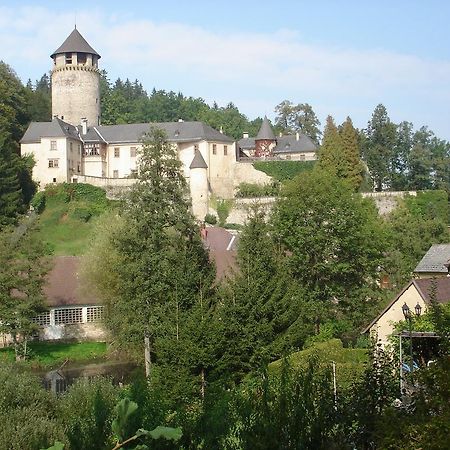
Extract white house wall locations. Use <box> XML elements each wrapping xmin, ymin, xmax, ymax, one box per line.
<box><xmin>369</xmin><ymin>284</ymin><xmax>428</xmax><ymax>347</ymax></box>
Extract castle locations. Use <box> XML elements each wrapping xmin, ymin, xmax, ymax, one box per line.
<box><xmin>21</xmin><ymin>28</ymin><xmax>317</xmax><ymax>219</ymax></box>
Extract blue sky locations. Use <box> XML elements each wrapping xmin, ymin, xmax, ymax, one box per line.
<box><xmin>1</xmin><ymin>0</ymin><xmax>449</xmax><ymax>139</ymax></box>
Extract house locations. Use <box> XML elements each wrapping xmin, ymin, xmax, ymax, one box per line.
<box><xmin>237</xmin><ymin>116</ymin><xmax>317</xmax><ymax>161</ymax></box>
<box><xmin>363</xmin><ymin>277</ymin><xmax>450</xmax><ymax>347</ymax></box>
<box><xmin>414</xmin><ymin>244</ymin><xmax>450</xmax><ymax>278</ymax></box>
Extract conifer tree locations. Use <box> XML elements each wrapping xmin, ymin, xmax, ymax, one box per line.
<box><xmin>317</xmin><ymin>115</ymin><xmax>343</xmax><ymax>175</ymax></box>
<box><xmin>339</xmin><ymin>117</ymin><xmax>364</xmax><ymax>191</ymax></box>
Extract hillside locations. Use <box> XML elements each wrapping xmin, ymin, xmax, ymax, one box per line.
<box><xmin>32</xmin><ymin>183</ymin><xmax>116</xmax><ymax>256</ymax></box>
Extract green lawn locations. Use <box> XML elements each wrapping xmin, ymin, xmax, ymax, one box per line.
<box><xmin>0</xmin><ymin>341</ymin><xmax>108</xmax><ymax>368</ymax></box>
<box><xmin>269</xmin><ymin>339</ymin><xmax>368</xmax><ymax>389</ymax></box>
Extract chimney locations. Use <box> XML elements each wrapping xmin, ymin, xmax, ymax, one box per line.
<box><xmin>81</xmin><ymin>118</ymin><xmax>88</xmax><ymax>135</ymax></box>
<box><xmin>243</xmin><ymin>132</ymin><xmax>249</xmax><ymax>138</ymax></box>
<box><xmin>296</xmin><ymin>132</ymin><xmax>300</xmax><ymax>141</ymax></box>
<box><xmin>279</xmin><ymin>132</ymin><xmax>282</xmax><ymax>137</ymax></box>
<box><xmin>178</xmin><ymin>118</ymin><xmax>183</xmax><ymax>122</ymax></box>
<box><xmin>220</xmin><ymin>126</ymin><xmax>223</xmax><ymax>134</ymax></box>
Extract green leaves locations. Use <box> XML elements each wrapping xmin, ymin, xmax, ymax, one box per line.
<box><xmin>136</xmin><ymin>426</ymin><xmax>182</xmax><ymax>441</ymax></box>
<box><xmin>42</xmin><ymin>442</ymin><xmax>64</xmax><ymax>450</ymax></box>
<box><xmin>112</xmin><ymin>398</ymin><xmax>139</xmax><ymax>441</ymax></box>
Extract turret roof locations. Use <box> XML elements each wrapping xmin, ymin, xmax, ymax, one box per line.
<box><xmin>190</xmin><ymin>150</ymin><xmax>208</xmax><ymax>169</ymax></box>
<box><xmin>256</xmin><ymin>116</ymin><xmax>275</xmax><ymax>140</ymax></box>
<box><xmin>51</xmin><ymin>28</ymin><xmax>100</xmax><ymax>59</ymax></box>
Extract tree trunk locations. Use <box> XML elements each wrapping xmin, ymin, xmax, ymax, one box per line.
<box><xmin>144</xmin><ymin>335</ymin><xmax>151</xmax><ymax>379</ymax></box>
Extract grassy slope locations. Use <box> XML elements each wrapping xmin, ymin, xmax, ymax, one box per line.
<box><xmin>34</xmin><ymin>184</ymin><xmax>114</xmax><ymax>256</ymax></box>
<box><xmin>269</xmin><ymin>339</ymin><xmax>368</xmax><ymax>388</ymax></box>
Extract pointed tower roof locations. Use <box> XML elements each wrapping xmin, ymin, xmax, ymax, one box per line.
<box><xmin>51</xmin><ymin>28</ymin><xmax>100</xmax><ymax>58</ymax></box>
<box><xmin>256</xmin><ymin>116</ymin><xmax>275</xmax><ymax>140</ymax></box>
<box><xmin>190</xmin><ymin>150</ymin><xmax>208</xmax><ymax>169</ymax></box>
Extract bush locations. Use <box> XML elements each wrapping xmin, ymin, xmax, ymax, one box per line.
<box><xmin>58</xmin><ymin>378</ymin><xmax>120</xmax><ymax>450</ymax></box>
<box><xmin>30</xmin><ymin>191</ymin><xmax>46</xmax><ymax>214</ymax></box>
<box><xmin>404</xmin><ymin>190</ymin><xmax>449</xmax><ymax>223</ymax></box>
<box><xmin>235</xmin><ymin>181</ymin><xmax>280</xmax><ymax>198</ymax></box>
<box><xmin>224</xmin><ymin>223</ymin><xmax>243</xmax><ymax>230</ymax></box>
<box><xmin>71</xmin><ymin>207</ymin><xmax>93</xmax><ymax>222</ymax></box>
<box><xmin>253</xmin><ymin>160</ymin><xmax>316</xmax><ymax>181</ymax></box>
<box><xmin>204</xmin><ymin>213</ymin><xmax>217</xmax><ymax>225</ymax></box>
<box><xmin>216</xmin><ymin>199</ymin><xmax>233</xmax><ymax>227</ymax></box>
<box><xmin>0</xmin><ymin>366</ymin><xmax>65</xmax><ymax>450</ymax></box>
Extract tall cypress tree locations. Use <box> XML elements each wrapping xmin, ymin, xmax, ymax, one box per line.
<box><xmin>339</xmin><ymin>117</ymin><xmax>364</xmax><ymax>191</ymax></box>
<box><xmin>317</xmin><ymin>115</ymin><xmax>343</xmax><ymax>175</ymax></box>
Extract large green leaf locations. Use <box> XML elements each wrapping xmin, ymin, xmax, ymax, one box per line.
<box><xmin>111</xmin><ymin>398</ymin><xmax>139</xmax><ymax>440</ymax></box>
<box><xmin>136</xmin><ymin>426</ymin><xmax>183</xmax><ymax>441</ymax></box>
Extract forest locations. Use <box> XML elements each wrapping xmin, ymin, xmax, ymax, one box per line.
<box><xmin>0</xmin><ymin>59</ymin><xmax>450</xmax><ymax>449</ymax></box>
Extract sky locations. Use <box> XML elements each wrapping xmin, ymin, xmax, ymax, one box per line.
<box><xmin>1</xmin><ymin>0</ymin><xmax>449</xmax><ymax>139</ymax></box>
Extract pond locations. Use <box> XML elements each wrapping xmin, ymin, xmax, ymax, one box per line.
<box><xmin>37</xmin><ymin>360</ymin><xmax>138</xmax><ymax>394</ymax></box>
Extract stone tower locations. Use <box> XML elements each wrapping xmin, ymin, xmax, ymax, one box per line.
<box><xmin>51</xmin><ymin>27</ymin><xmax>101</xmax><ymax>127</ymax></box>
<box><xmin>254</xmin><ymin>116</ymin><xmax>276</xmax><ymax>157</ymax></box>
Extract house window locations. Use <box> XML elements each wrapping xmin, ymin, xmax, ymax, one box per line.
<box><xmin>285</xmin><ymin>155</ymin><xmax>291</xmax><ymax>160</ymax></box>
<box><xmin>48</xmin><ymin>159</ymin><xmax>59</xmax><ymax>168</ymax></box>
<box><xmin>113</xmin><ymin>170</ymin><xmax>119</xmax><ymax>178</ymax></box>
<box><xmin>114</xmin><ymin>147</ymin><xmax>120</xmax><ymax>158</ymax></box>
<box><xmin>32</xmin><ymin>312</ymin><xmax>50</xmax><ymax>326</ymax></box>
<box><xmin>50</xmin><ymin>140</ymin><xmax>57</xmax><ymax>151</ymax></box>
<box><xmin>224</xmin><ymin>145</ymin><xmax>228</xmax><ymax>156</ymax></box>
<box><xmin>70</xmin><ymin>142</ymin><xmax>73</xmax><ymax>152</ymax></box>
<box><xmin>77</xmin><ymin>163</ymin><xmax>81</xmax><ymax>173</ymax></box>
<box><xmin>299</xmin><ymin>154</ymin><xmax>306</xmax><ymax>161</ymax></box>
<box><xmin>130</xmin><ymin>169</ymin><xmax>138</xmax><ymax>178</ymax></box>
<box><xmin>87</xmin><ymin>306</ymin><xmax>104</xmax><ymax>323</ymax></box>
<box><xmin>212</xmin><ymin>144</ymin><xmax>217</xmax><ymax>155</ymax></box>
<box><xmin>54</xmin><ymin>308</ymin><xmax>83</xmax><ymax>325</ymax></box>
<box><xmin>130</xmin><ymin>147</ymin><xmax>137</xmax><ymax>158</ymax></box>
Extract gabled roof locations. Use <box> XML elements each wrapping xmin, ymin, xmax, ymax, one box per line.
<box><xmin>95</xmin><ymin>121</ymin><xmax>234</xmax><ymax>144</ymax></box>
<box><xmin>21</xmin><ymin>117</ymin><xmax>81</xmax><ymax>143</ymax></box>
<box><xmin>51</xmin><ymin>28</ymin><xmax>100</xmax><ymax>58</ymax></box>
<box><xmin>362</xmin><ymin>277</ymin><xmax>450</xmax><ymax>333</ymax></box>
<box><xmin>44</xmin><ymin>256</ymin><xmax>100</xmax><ymax>306</ymax></box>
<box><xmin>237</xmin><ymin>133</ymin><xmax>317</xmax><ymax>154</ymax></box>
<box><xmin>273</xmin><ymin>134</ymin><xmax>317</xmax><ymax>154</ymax></box>
<box><xmin>414</xmin><ymin>244</ymin><xmax>450</xmax><ymax>274</ymax></box>
<box><xmin>256</xmin><ymin>116</ymin><xmax>275</xmax><ymax>140</ymax></box>
<box><xmin>190</xmin><ymin>150</ymin><xmax>208</xmax><ymax>169</ymax></box>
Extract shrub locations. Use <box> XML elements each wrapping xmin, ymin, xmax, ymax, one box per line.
<box><xmin>204</xmin><ymin>213</ymin><xmax>217</xmax><ymax>225</ymax></box>
<box><xmin>71</xmin><ymin>207</ymin><xmax>93</xmax><ymax>222</ymax></box>
<box><xmin>236</xmin><ymin>181</ymin><xmax>280</xmax><ymax>198</ymax></box>
<box><xmin>253</xmin><ymin>160</ymin><xmax>316</xmax><ymax>181</ymax></box>
<box><xmin>31</xmin><ymin>191</ymin><xmax>46</xmax><ymax>214</ymax></box>
<box><xmin>216</xmin><ymin>199</ymin><xmax>233</xmax><ymax>227</ymax></box>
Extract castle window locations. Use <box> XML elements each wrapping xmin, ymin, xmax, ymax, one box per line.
<box><xmin>224</xmin><ymin>145</ymin><xmax>228</xmax><ymax>156</ymax></box>
<box><xmin>114</xmin><ymin>147</ymin><xmax>120</xmax><ymax>158</ymax></box>
<box><xmin>50</xmin><ymin>140</ymin><xmax>57</xmax><ymax>151</ymax></box>
<box><xmin>212</xmin><ymin>144</ymin><xmax>217</xmax><ymax>155</ymax></box>
<box><xmin>113</xmin><ymin>170</ymin><xmax>119</xmax><ymax>178</ymax></box>
<box><xmin>77</xmin><ymin>53</ymin><xmax>86</xmax><ymax>65</ymax></box>
<box><xmin>31</xmin><ymin>312</ymin><xmax>50</xmax><ymax>326</ymax></box>
<box><xmin>130</xmin><ymin>147</ymin><xmax>137</xmax><ymax>158</ymax></box>
<box><xmin>48</xmin><ymin>159</ymin><xmax>59</xmax><ymax>168</ymax></box>
<box><xmin>65</xmin><ymin>53</ymin><xmax>72</xmax><ymax>64</ymax></box>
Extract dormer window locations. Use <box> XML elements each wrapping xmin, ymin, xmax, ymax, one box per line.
<box><xmin>174</xmin><ymin>130</ymin><xmax>180</xmax><ymax>138</ymax></box>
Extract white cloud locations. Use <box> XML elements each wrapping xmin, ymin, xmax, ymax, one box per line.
<box><xmin>1</xmin><ymin>5</ymin><xmax>449</xmax><ymax>137</ymax></box>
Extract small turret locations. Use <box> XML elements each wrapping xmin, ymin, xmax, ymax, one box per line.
<box><xmin>255</xmin><ymin>116</ymin><xmax>276</xmax><ymax>157</ymax></box>
<box><xmin>189</xmin><ymin>150</ymin><xmax>209</xmax><ymax>220</ymax></box>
